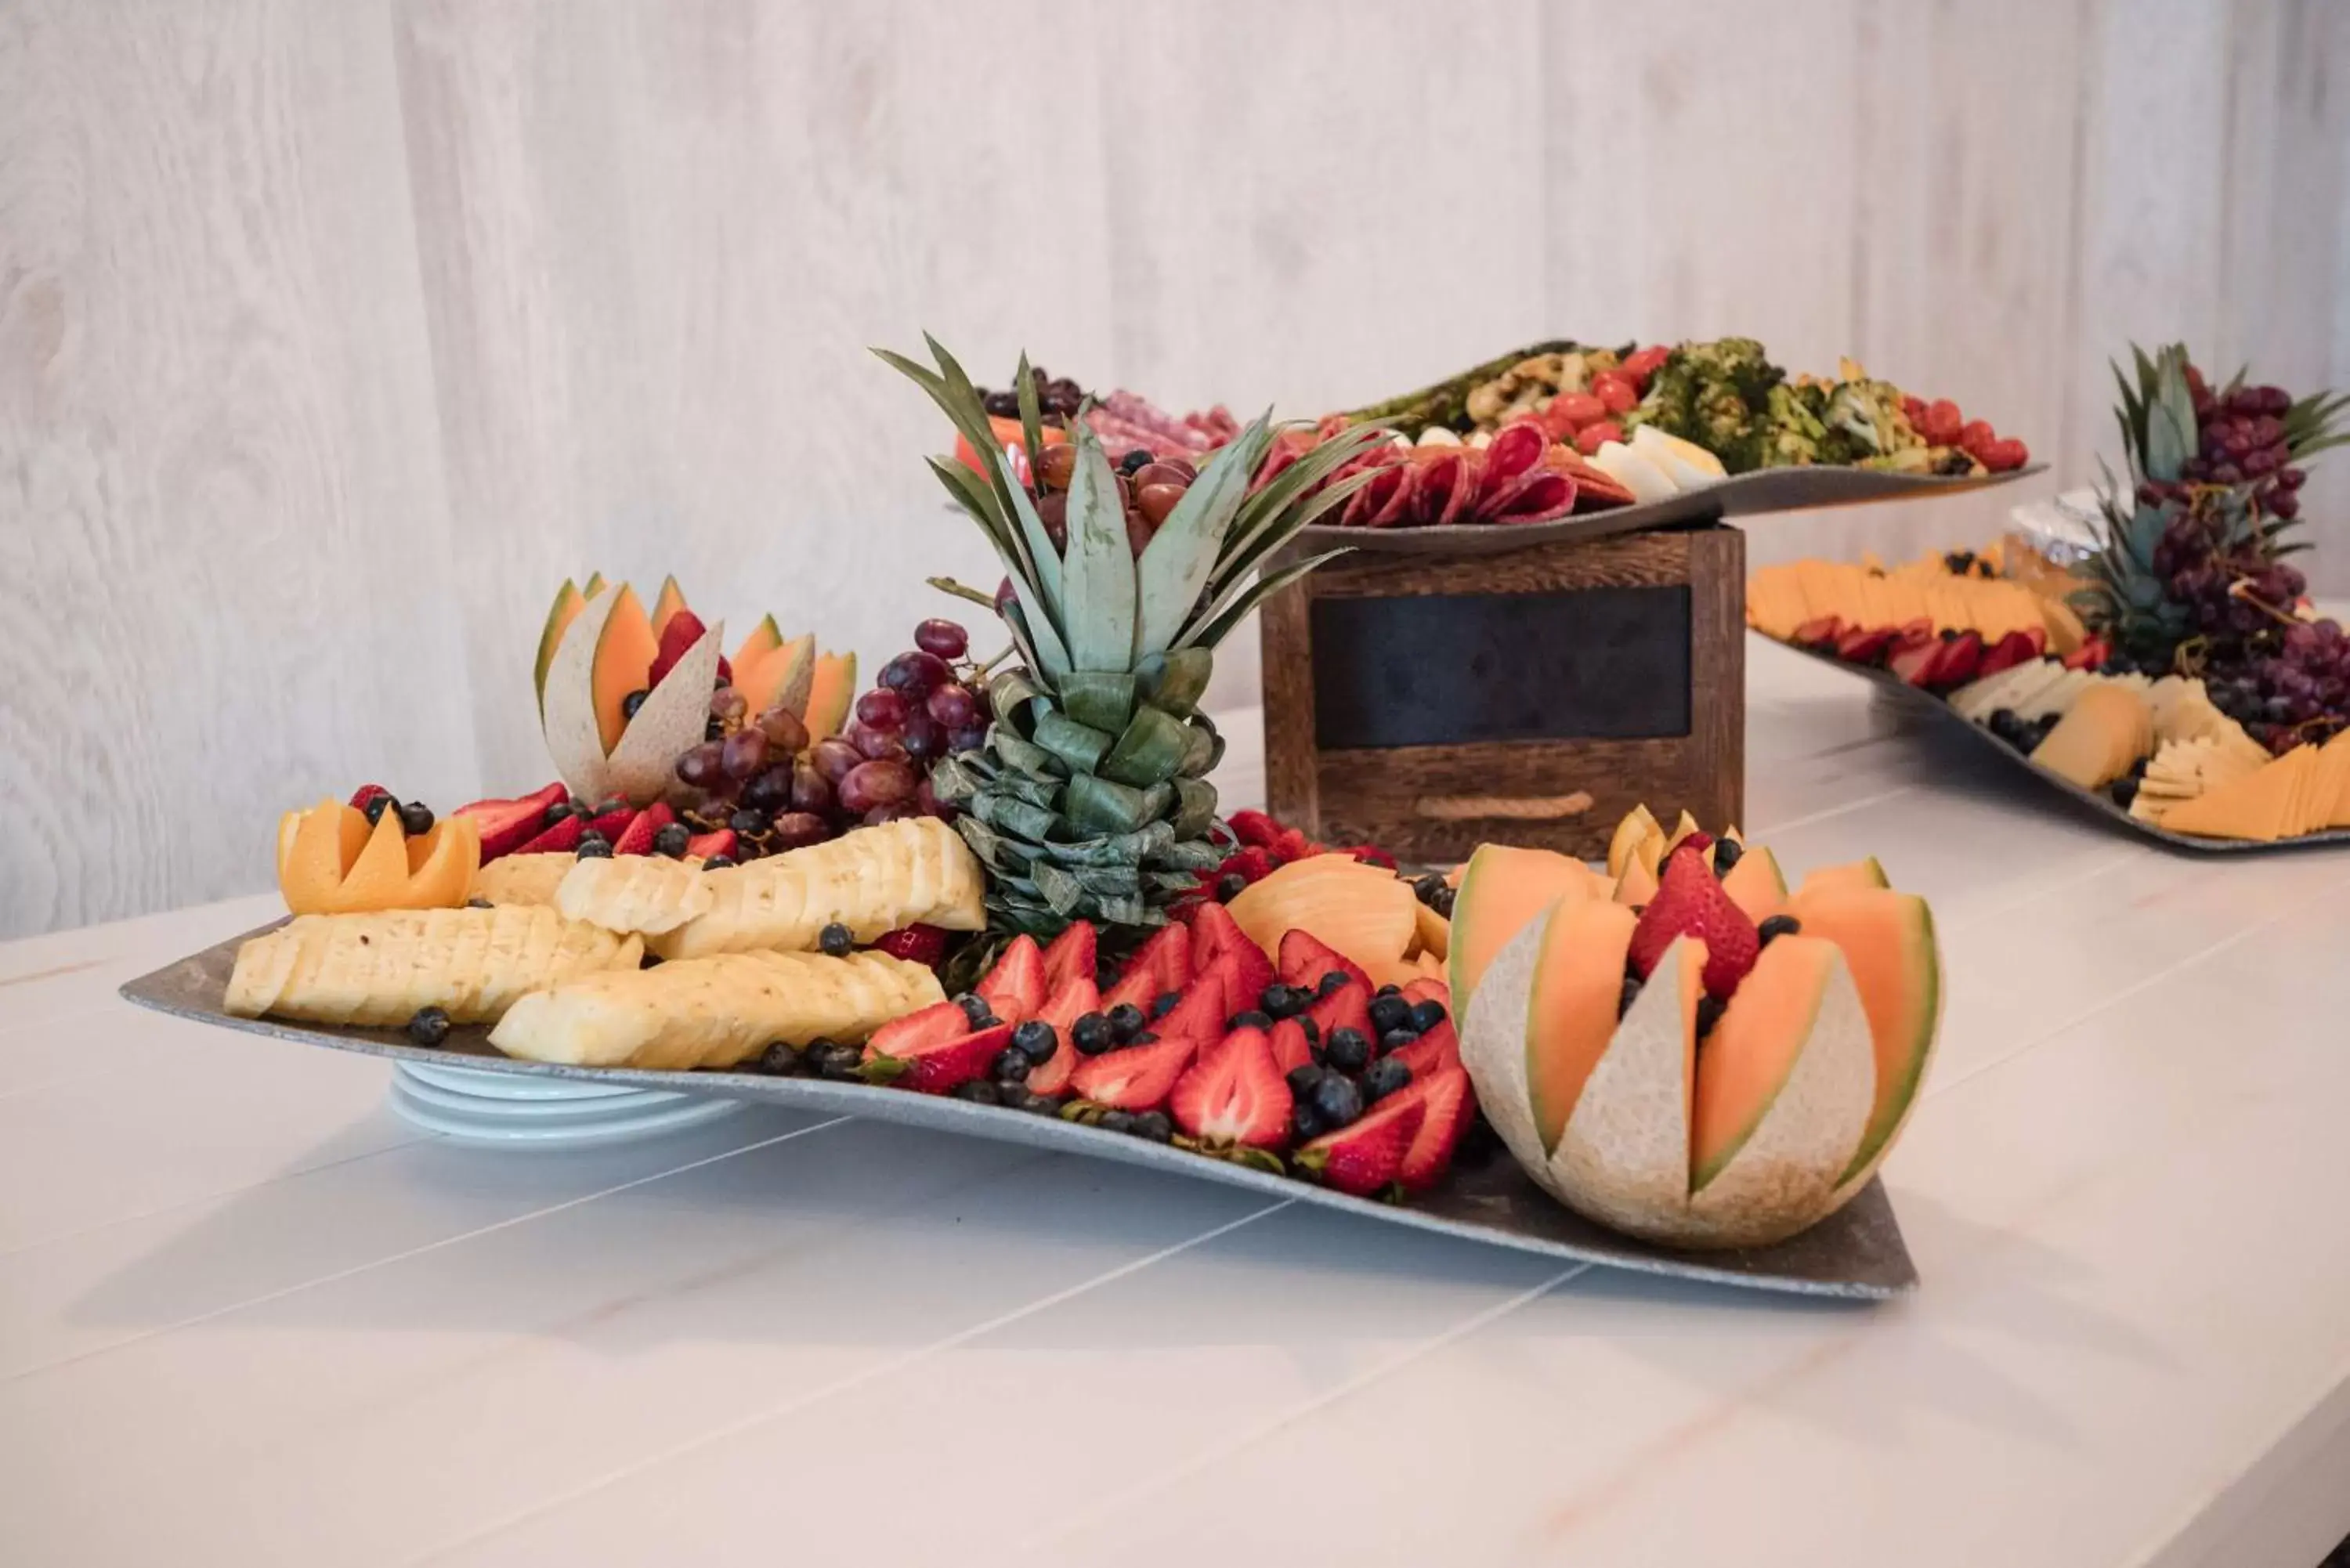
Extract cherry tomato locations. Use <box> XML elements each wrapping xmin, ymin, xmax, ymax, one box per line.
<box><xmin>1979</xmin><ymin>437</ymin><xmax>2030</xmax><ymax>472</ymax></box>
<box><xmin>1920</xmin><ymin>399</ymin><xmax>1965</xmax><ymax>446</ymax></box>
<box><xmin>1551</xmin><ymin>392</ymin><xmax>1607</xmax><ymax>429</ymax></box>
<box><xmin>1956</xmin><ymin>417</ymin><xmax>1996</xmax><ymax>456</ymax></box>
<box><xmin>1576</xmin><ymin>420</ymin><xmax>1625</xmax><ymax>456</ymax></box>
<box><xmin>1618</xmin><ymin>346</ymin><xmax>1670</xmax><ymax>390</ymax></box>
<box><xmin>1593</xmin><ymin>374</ymin><xmax>1639</xmax><ymax>415</ymax></box>
<box><xmin>1900</xmin><ymin>395</ymin><xmax>1928</xmax><ymax>426</ymax></box>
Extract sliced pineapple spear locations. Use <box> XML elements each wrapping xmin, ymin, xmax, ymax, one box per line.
<box><xmin>879</xmin><ymin>334</ymin><xmax>1391</xmax><ymax>951</ymax></box>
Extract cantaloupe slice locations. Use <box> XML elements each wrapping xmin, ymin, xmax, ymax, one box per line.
<box><xmin>1720</xmin><ymin>846</ymin><xmax>1787</xmax><ymax>923</ymax></box>
<box><xmin>649</xmin><ymin>575</ymin><xmax>689</xmax><ymax>639</ymax></box>
<box><xmin>1798</xmin><ymin>857</ymin><xmax>1888</xmax><ymax>896</ymax></box>
<box><xmin>1229</xmin><ymin>854</ymin><xmax>1418</xmax><ymax>977</ymax></box>
<box><xmin>1446</xmin><ymin>844</ymin><xmax>1609</xmax><ymax>1018</ymax></box>
<box><xmin>602</xmin><ymin>617</ymin><xmax>723</xmax><ymax>803</ymax></box>
<box><xmin>591</xmin><ymin>584</ymin><xmax>660</xmax><ymax>753</ymax></box>
<box><xmin>1607</xmin><ymin>804</ymin><xmax>1660</xmax><ymax>879</ymax></box>
<box><xmin>1662</xmin><ymin>810</ymin><xmax>1704</xmax><ymax>856</ymax></box>
<box><xmin>2160</xmin><ymin>744</ymin><xmax>2311</xmax><ymax>842</ymax></box>
<box><xmin>1524</xmin><ymin>901</ymin><xmax>1640</xmax><ymax>1154</ymax></box>
<box><xmin>1784</xmin><ymin>885</ymin><xmax>1941</xmax><ymax>1197</ymax></box>
<box><xmin>533</xmin><ymin>579</ymin><xmax>587</xmax><ymax>716</ymax></box>
<box><xmin>734</xmin><ymin>614</ymin><xmax>784</xmax><ymax>671</ymax></box>
<box><xmin>1686</xmin><ymin>936</ymin><xmax>1873</xmax><ymax>1245</ymax></box>
<box><xmin>1411</xmin><ymin>901</ymin><xmax>1450</xmax><ymax>962</ymax></box>
<box><xmin>804</xmin><ymin>651</ymin><xmax>858</xmax><ymax>739</ymax></box>
<box><xmin>738</xmin><ymin>634</ymin><xmax>815</xmax><ymax>721</ymax></box>
<box><xmin>1544</xmin><ymin>935</ymin><xmax>1706</xmax><ymax>1238</ymax></box>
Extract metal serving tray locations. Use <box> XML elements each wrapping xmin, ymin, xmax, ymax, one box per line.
<box><xmin>123</xmin><ymin>930</ymin><xmax>1918</xmax><ymax>1301</ymax></box>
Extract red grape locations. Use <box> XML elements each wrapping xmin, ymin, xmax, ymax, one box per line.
<box><xmin>772</xmin><ymin>811</ymin><xmax>833</xmax><ymax>849</ymax></box>
<box><xmin>710</xmin><ymin>687</ymin><xmax>748</xmax><ymax>724</ymax></box>
<box><xmin>863</xmin><ymin>804</ymin><xmax>919</xmax><ymax>826</ymax></box>
<box><xmin>901</xmin><ymin>711</ymin><xmax>942</xmax><ymax>760</ymax></box>
<box><xmin>849</xmin><ymin>721</ymin><xmax>909</xmax><ymax>762</ymax></box>
<box><xmin>879</xmin><ymin>650</ymin><xmax>952</xmax><ymax>698</ymax></box>
<box><xmin>914</xmin><ymin>619</ymin><xmax>969</xmax><ymax>659</ymax></box>
<box><xmin>927</xmin><ymin>683</ymin><xmax>977</xmax><ymax>728</ymax></box>
<box><xmin>811</xmin><ymin>738</ymin><xmax>863</xmax><ymax>785</ymax></box>
<box><xmin>754</xmin><ymin>706</ymin><xmax>808</xmax><ymax>754</ymax></box>
<box><xmin>838</xmin><ymin>759</ymin><xmax>916</xmax><ymax>815</ymax></box>
<box><xmin>742</xmin><ymin>765</ymin><xmax>793</xmax><ymax>812</ymax></box>
<box><xmin>676</xmin><ymin>742</ymin><xmax>725</xmax><ymax>789</ymax></box>
<box><xmin>949</xmin><ymin>724</ymin><xmax>989</xmax><ymax>753</ymax></box>
<box><xmin>915</xmin><ymin>777</ymin><xmax>956</xmax><ymax>821</ymax></box>
<box><xmin>856</xmin><ymin>688</ymin><xmax>908</xmax><ymax>732</ymax></box>
<box><xmin>790</xmin><ymin>757</ymin><xmax>833</xmax><ymax>815</ymax></box>
<box><xmin>720</xmin><ymin>728</ymin><xmax>768</xmax><ymax>782</ymax></box>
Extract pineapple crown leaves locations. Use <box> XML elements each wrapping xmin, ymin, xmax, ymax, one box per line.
<box><xmin>877</xmin><ymin>335</ymin><xmax>1385</xmax><ymax>692</ymax></box>
<box><xmin>2112</xmin><ymin>342</ymin><xmax>2198</xmax><ymax>485</ymax></box>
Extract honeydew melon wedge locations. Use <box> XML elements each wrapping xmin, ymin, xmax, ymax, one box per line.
<box><xmin>1446</xmin><ymin>844</ymin><xmax>1609</xmax><ymax>1021</ymax></box>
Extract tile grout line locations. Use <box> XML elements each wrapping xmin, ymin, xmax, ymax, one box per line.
<box><xmin>405</xmin><ymin>1196</ymin><xmax>1300</xmax><ymax>1566</ymax></box>
<box><xmin>1742</xmin><ymin>783</ymin><xmax>1919</xmax><ymax>839</ymax></box>
<box><xmin>2</xmin><ymin>1117</ymin><xmax>855</xmax><ymax>1383</ymax></box>
<box><xmin>1003</xmin><ymin>1262</ymin><xmax>1594</xmax><ymax>1562</ymax></box>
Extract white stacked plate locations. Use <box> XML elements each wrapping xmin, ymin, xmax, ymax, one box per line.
<box><xmin>389</xmin><ymin>1059</ymin><xmax>744</xmax><ymax>1147</ymax></box>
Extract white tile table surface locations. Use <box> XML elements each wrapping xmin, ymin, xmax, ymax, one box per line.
<box><xmin>3</xmin><ymin>636</ymin><xmax>2347</xmax><ymax>1567</ymax></box>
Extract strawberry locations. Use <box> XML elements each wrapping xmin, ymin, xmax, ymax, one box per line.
<box><xmin>1103</xmin><ymin>922</ymin><xmax>1191</xmax><ymax>1013</ymax></box>
<box><xmin>1040</xmin><ymin>920</ymin><xmax>1098</xmax><ymax>992</ymax></box>
<box><xmin>1169</xmin><ymin>1026</ymin><xmax>1292</xmax><ymax>1149</ymax></box>
<box><xmin>1188</xmin><ymin>901</ymin><xmax>1273</xmax><ymax>1013</ymax></box>
<box><xmin>1390</xmin><ymin>1064</ymin><xmax>1476</xmax><ymax>1192</ymax></box>
<box><xmin>1025</xmin><ymin>974</ymin><xmax>1100</xmax><ymax>1096</ymax></box>
<box><xmin>610</xmin><ymin>802</ymin><xmax>673</xmax><ymax>857</ymax></box>
<box><xmin>645</xmin><ymin>609</ymin><xmax>709</xmax><ymax>688</ymax></box>
<box><xmin>1925</xmin><ymin>630</ymin><xmax>1983</xmax><ymax>689</ymax></box>
<box><xmin>871</xmin><ymin>923</ymin><xmax>947</xmax><ymax>966</ymax></box>
<box><xmin>1268</xmin><ymin>1017</ymin><xmax>1314</xmax><ymax>1075</ymax></box>
<box><xmin>1889</xmin><ymin>637</ymin><xmax>1943</xmax><ymax>687</ymax></box>
<box><xmin>1390</xmin><ymin>1018</ymin><xmax>1459</xmax><ymax>1080</ymax></box>
<box><xmin>454</xmin><ymin>782</ymin><xmax>569</xmax><ymax>862</ymax></box>
<box><xmin>1401</xmin><ymin>977</ymin><xmax>1451</xmax><ymax>1009</ymax></box>
<box><xmin>1227</xmin><ymin>810</ymin><xmax>1287</xmax><ymax>851</ymax></box>
<box><xmin>1068</xmin><ymin>1032</ymin><xmax>1198</xmax><ymax>1112</ymax></box>
<box><xmin>1834</xmin><ymin>625</ymin><xmax>1899</xmax><ymax>666</ymax></box>
<box><xmin>1274</xmin><ymin>826</ymin><xmax>1314</xmax><ymax>863</ymax></box>
<box><xmin>1296</xmin><ymin>1096</ymin><xmax>1426</xmax><ymax>1197</ymax></box>
<box><xmin>975</xmin><ymin>934</ymin><xmax>1048</xmax><ymax>1025</ymax></box>
<box><xmin>1211</xmin><ymin>845</ymin><xmax>1280</xmax><ymax>891</ymax></box>
<box><xmin>1278</xmin><ymin>930</ymin><xmax>1369</xmax><ymax>995</ymax></box>
<box><xmin>862</xmin><ymin>1021</ymin><xmax>1010</xmax><ymax>1096</ymax></box>
<box><xmin>349</xmin><ymin>783</ymin><xmax>396</xmax><ymax>812</ymax></box>
<box><xmin>1792</xmin><ymin>616</ymin><xmax>1845</xmax><ymax>649</ymax></box>
<box><xmin>2063</xmin><ymin>634</ymin><xmax>2110</xmax><ymax>672</ymax></box>
<box><xmin>514</xmin><ymin>813</ymin><xmax>584</xmax><ymax>855</ymax></box>
<box><xmin>714</xmin><ymin>655</ymin><xmax>733</xmax><ymax>686</ymax></box>
<box><xmin>1627</xmin><ymin>847</ymin><xmax>1760</xmax><ymax>998</ymax></box>
<box><xmin>865</xmin><ymin>999</ymin><xmax>968</xmax><ymax>1058</ymax></box>
<box><xmin>1344</xmin><ymin>844</ymin><xmax>1398</xmax><ymax>871</ymax></box>
<box><xmin>1154</xmin><ymin>974</ymin><xmax>1232</xmax><ymax>1044</ymax></box>
<box><xmin>685</xmin><ymin>827</ymin><xmax>738</xmax><ymax>862</ymax></box>
<box><xmin>1305</xmin><ymin>977</ymin><xmax>1373</xmax><ymax>1048</ymax></box>
<box><xmin>586</xmin><ymin>804</ymin><xmax>636</xmax><ymax>842</ymax></box>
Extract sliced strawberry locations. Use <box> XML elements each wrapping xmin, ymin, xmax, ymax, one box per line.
<box><xmin>1268</xmin><ymin>1017</ymin><xmax>1314</xmax><ymax>1075</ymax></box>
<box><xmin>455</xmin><ymin>782</ymin><xmax>570</xmax><ymax>862</ymax></box>
<box><xmin>1390</xmin><ymin>1019</ymin><xmax>1459</xmax><ymax>1079</ymax></box>
<box><xmin>1278</xmin><ymin>930</ymin><xmax>1369</xmax><ymax>995</ymax></box>
<box><xmin>862</xmin><ymin>1020</ymin><xmax>1009</xmax><ymax>1095</ymax></box>
<box><xmin>685</xmin><ymin>827</ymin><xmax>739</xmax><ymax>862</ymax></box>
<box><xmin>1103</xmin><ymin>922</ymin><xmax>1191</xmax><ymax>1013</ymax></box>
<box><xmin>1296</xmin><ymin>1096</ymin><xmax>1426</xmax><ymax>1197</ymax></box>
<box><xmin>646</xmin><ymin>609</ymin><xmax>709</xmax><ymax>688</ymax></box>
<box><xmin>1889</xmin><ymin>638</ymin><xmax>1943</xmax><ymax>687</ymax></box>
<box><xmin>611</xmin><ymin>802</ymin><xmax>673</xmax><ymax>856</ymax></box>
<box><xmin>1390</xmin><ymin>1064</ymin><xmax>1476</xmax><ymax>1192</ymax></box>
<box><xmin>1834</xmin><ymin>626</ymin><xmax>1899</xmax><ymax>666</ymax></box>
<box><xmin>1401</xmin><ymin>977</ymin><xmax>1451</xmax><ymax>1010</ymax></box>
<box><xmin>2063</xmin><ymin>634</ymin><xmax>2110</xmax><ymax>672</ymax></box>
<box><xmin>1925</xmin><ymin>630</ymin><xmax>1983</xmax><ymax>690</ymax></box>
<box><xmin>872</xmin><ymin>924</ymin><xmax>948</xmax><ymax>965</ymax></box>
<box><xmin>1791</xmin><ymin>615</ymin><xmax>1845</xmax><ymax>649</ymax></box>
<box><xmin>514</xmin><ymin>814</ymin><xmax>585</xmax><ymax>855</ymax></box>
<box><xmin>1067</xmin><ymin>1032</ymin><xmax>1198</xmax><ymax>1112</ymax></box>
<box><xmin>1040</xmin><ymin>920</ymin><xmax>1098</xmax><ymax>992</ymax></box>
<box><xmin>975</xmin><ymin>934</ymin><xmax>1048</xmax><ymax>1025</ymax></box>
<box><xmin>1025</xmin><ymin>974</ymin><xmax>1100</xmax><ymax>1096</ymax></box>
<box><xmin>1189</xmin><ymin>902</ymin><xmax>1274</xmax><ymax>1013</ymax></box>
<box><xmin>586</xmin><ymin>804</ymin><xmax>636</xmax><ymax>842</ymax></box>
<box><xmin>1168</xmin><ymin>1027</ymin><xmax>1292</xmax><ymax>1149</ymax></box>
<box><xmin>1626</xmin><ymin>847</ymin><xmax>1760</xmax><ymax>998</ymax></box>
<box><xmin>865</xmin><ymin>999</ymin><xmax>968</xmax><ymax>1057</ymax></box>
<box><xmin>1154</xmin><ymin>974</ymin><xmax>1231</xmax><ymax>1044</ymax></box>
<box><xmin>1305</xmin><ymin>978</ymin><xmax>1373</xmax><ymax>1048</ymax></box>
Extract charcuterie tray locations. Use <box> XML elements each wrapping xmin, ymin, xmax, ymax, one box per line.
<box><xmin>1775</xmin><ymin>635</ymin><xmax>2350</xmax><ymax>854</ymax></box>
<box><xmin>122</xmin><ymin>929</ymin><xmax>1918</xmax><ymax>1301</ymax></box>
<box><xmin>1300</xmin><ymin>464</ymin><xmax>2043</xmax><ymax>556</ymax></box>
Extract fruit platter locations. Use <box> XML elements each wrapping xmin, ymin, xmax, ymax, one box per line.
<box><xmin>125</xmin><ymin>336</ymin><xmax>1945</xmax><ymax>1299</ymax></box>
<box><xmin>1748</xmin><ymin>345</ymin><xmax>2350</xmax><ymax>851</ymax></box>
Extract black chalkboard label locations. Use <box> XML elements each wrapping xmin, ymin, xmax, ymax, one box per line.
<box><xmin>1309</xmin><ymin>586</ymin><xmax>1692</xmax><ymax>749</ymax></box>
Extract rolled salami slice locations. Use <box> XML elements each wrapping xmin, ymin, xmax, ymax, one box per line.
<box><xmin>1408</xmin><ymin>449</ymin><xmax>1466</xmax><ymax>527</ymax></box>
<box><xmin>1440</xmin><ymin>448</ymin><xmax>1488</xmax><ymax>526</ymax></box>
<box><xmin>1477</xmin><ymin>417</ymin><xmax>1549</xmax><ymax>504</ymax></box>
<box><xmin>1340</xmin><ymin>455</ymin><xmax>1410</xmax><ymax>527</ymax></box>
<box><xmin>1475</xmin><ymin>467</ymin><xmax>1578</xmax><ymax>525</ymax></box>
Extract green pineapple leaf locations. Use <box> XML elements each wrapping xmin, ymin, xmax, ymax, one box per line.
<box><xmin>1133</xmin><ymin>410</ymin><xmax>1270</xmax><ymax>658</ymax></box>
<box><xmin>1216</xmin><ymin>422</ymin><xmax>1389</xmax><ymax>588</ymax></box>
<box><xmin>1014</xmin><ymin>352</ymin><xmax>1049</xmax><ymax>490</ymax></box>
<box><xmin>1058</xmin><ymin>417</ymin><xmax>1137</xmax><ymax>673</ymax></box>
<box><xmin>1178</xmin><ymin>548</ymin><xmax>1352</xmax><ymax>652</ymax></box>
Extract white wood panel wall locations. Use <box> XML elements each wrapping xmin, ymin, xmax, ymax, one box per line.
<box><xmin>4</xmin><ymin>0</ymin><xmax>2346</xmax><ymax>938</ymax></box>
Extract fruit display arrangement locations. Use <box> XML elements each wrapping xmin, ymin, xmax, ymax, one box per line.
<box><xmin>1749</xmin><ymin>344</ymin><xmax>2350</xmax><ymax>845</ymax></box>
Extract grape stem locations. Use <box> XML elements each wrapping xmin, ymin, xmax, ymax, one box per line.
<box><xmin>974</xmin><ymin>644</ymin><xmax>1014</xmax><ymax>679</ymax></box>
<box><xmin>927</xmin><ymin>576</ymin><xmax>998</xmax><ymax>609</ymax></box>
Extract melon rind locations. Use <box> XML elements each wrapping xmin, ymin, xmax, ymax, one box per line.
<box><xmin>1446</xmin><ymin>844</ymin><xmax>1605</xmax><ymax>1021</ymax></box>
<box><xmin>602</xmin><ymin>619</ymin><xmax>724</xmax><ymax>805</ymax></box>
<box><xmin>1684</xmin><ymin>944</ymin><xmax>1875</xmax><ymax>1248</ymax></box>
<box><xmin>1544</xmin><ymin>936</ymin><xmax>1705</xmax><ymax>1242</ymax></box>
<box><xmin>540</xmin><ymin>585</ymin><xmax>625</xmax><ymax>804</ymax></box>
<box><xmin>1457</xmin><ymin>915</ymin><xmax>1566</xmax><ymax>1201</ymax></box>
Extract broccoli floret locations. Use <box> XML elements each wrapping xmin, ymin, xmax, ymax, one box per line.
<box><xmin>1628</xmin><ymin>338</ymin><xmax>1791</xmax><ymax>473</ymax></box>
<box><xmin>1820</xmin><ymin>377</ymin><xmax>1918</xmax><ymax>463</ymax></box>
<box><xmin>1760</xmin><ymin>382</ymin><xmax>1828</xmax><ymax>467</ymax></box>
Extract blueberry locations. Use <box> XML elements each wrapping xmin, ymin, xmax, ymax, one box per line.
<box><xmin>1215</xmin><ymin>872</ymin><xmax>1249</xmax><ymax>901</ymax></box>
<box><xmin>1378</xmin><ymin>1028</ymin><xmax>1419</xmax><ymax>1056</ymax></box>
<box><xmin>818</xmin><ymin>1050</ymin><xmax>864</xmax><ymax>1081</ymax></box>
<box><xmin>956</xmin><ymin>993</ymin><xmax>993</xmax><ymax>1027</ymax></box>
<box><xmin>1295</xmin><ymin>1016</ymin><xmax>1319</xmax><ymax>1046</ymax></box>
<box><xmin>1712</xmin><ymin>837</ymin><xmax>1744</xmax><ymax>875</ymax></box>
<box><xmin>1258</xmin><ymin>984</ymin><xmax>1302</xmax><ymax>1019</ymax></box>
<box><xmin>1119</xmin><ymin>448</ymin><xmax>1152</xmax><ymax>476</ymax></box>
<box><xmin>953</xmin><ymin>1078</ymin><xmax>1001</xmax><ymax>1105</ymax></box>
<box><xmin>1618</xmin><ymin>974</ymin><xmax>1643</xmax><ymax>1018</ymax></box>
<box><xmin>467</xmin><ymin>897</ymin><xmax>492</xmax><ymax>909</ymax></box>
<box><xmin>731</xmin><ymin>807</ymin><xmax>772</xmax><ymax>836</ymax></box>
<box><xmin>620</xmin><ymin>688</ymin><xmax>649</xmax><ymax>720</ymax></box>
<box><xmin>1285</xmin><ymin>1064</ymin><xmax>1326</xmax><ymax>1097</ymax></box>
<box><xmin>1019</xmin><ymin>1090</ymin><xmax>1062</xmax><ymax>1116</ymax></box>
<box><xmin>1407</xmin><ymin>999</ymin><xmax>1448</xmax><ymax>1034</ymax></box>
<box><xmin>1131</xmin><ymin>1110</ymin><xmax>1173</xmax><ymax>1143</ymax></box>
<box><xmin>1432</xmin><ymin>887</ymin><xmax>1455</xmax><ymax>918</ymax></box>
<box><xmin>1757</xmin><ymin>914</ymin><xmax>1802</xmax><ymax>945</ymax></box>
<box><xmin>819</xmin><ymin>922</ymin><xmax>854</xmax><ymax>957</ymax></box>
<box><xmin>1228</xmin><ymin>1010</ymin><xmax>1272</xmax><ymax>1031</ymax></box>
<box><xmin>991</xmin><ymin>1047</ymin><xmax>1032</xmax><ymax>1085</ymax></box>
<box><xmin>1107</xmin><ymin>1003</ymin><xmax>1146</xmax><ymax>1042</ymax></box>
<box><xmin>1310</xmin><ymin>1073</ymin><xmax>1363</xmax><ymax>1129</ymax></box>
<box><xmin>2110</xmin><ymin>776</ymin><xmax>2139</xmax><ymax>808</ymax></box>
<box><xmin>757</xmin><ymin>1040</ymin><xmax>804</xmax><ymax>1075</ymax></box>
<box><xmin>1151</xmin><ymin>989</ymin><xmax>1182</xmax><ymax>1020</ymax></box>
<box><xmin>1412</xmin><ymin>873</ymin><xmax>1448</xmax><ymax>906</ymax></box>
<box><xmin>703</xmin><ymin>854</ymin><xmax>737</xmax><ymax>869</ymax></box>
<box><xmin>594</xmin><ymin>797</ymin><xmax>629</xmax><ymax>817</ymax></box>
<box><xmin>1374</xmin><ymin>984</ymin><xmax>1403</xmax><ymax>1000</ymax></box>
<box><xmin>1368</xmin><ymin>994</ymin><xmax>1412</xmax><ymax>1035</ymax></box>
<box><xmin>1362</xmin><ymin>1057</ymin><xmax>1412</xmax><ymax>1102</ymax></box>
<box><xmin>576</xmin><ymin>836</ymin><xmax>613</xmax><ymax>858</ymax></box>
<box><xmin>653</xmin><ymin>822</ymin><xmax>691</xmax><ymax>858</ymax></box>
<box><xmin>1072</xmin><ymin>1011</ymin><xmax>1115</xmax><ymax>1054</ymax></box>
<box><xmin>1098</xmin><ymin>1109</ymin><xmax>1137</xmax><ymax>1136</ymax></box>
<box><xmin>1130</xmin><ymin>1031</ymin><xmax>1159</xmax><ymax>1046</ymax></box>
<box><xmin>542</xmin><ymin>800</ymin><xmax>577</xmax><ymax>825</ymax></box>
<box><xmin>1291</xmin><ymin>1102</ymin><xmax>1324</xmax><ymax>1143</ymax></box>
<box><xmin>404</xmin><ymin>1006</ymin><xmax>451</xmax><ymax>1046</ymax></box>
<box><xmin>1012</xmin><ymin>1019</ymin><xmax>1059</xmax><ymax>1064</ymax></box>
<box><xmin>1318</xmin><ymin>970</ymin><xmax>1351</xmax><ymax>998</ymax></box>
<box><xmin>1323</xmin><ymin>1028</ymin><xmax>1370</xmax><ymax>1073</ymax></box>
<box><xmin>362</xmin><ymin>793</ymin><xmax>397</xmax><ymax>826</ymax></box>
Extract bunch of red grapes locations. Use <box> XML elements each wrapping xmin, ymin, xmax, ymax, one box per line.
<box><xmin>2138</xmin><ymin>367</ymin><xmax>2308</xmax><ymax>519</ymax></box>
<box><xmin>672</xmin><ymin>619</ymin><xmax>988</xmax><ymax>855</ymax></box>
